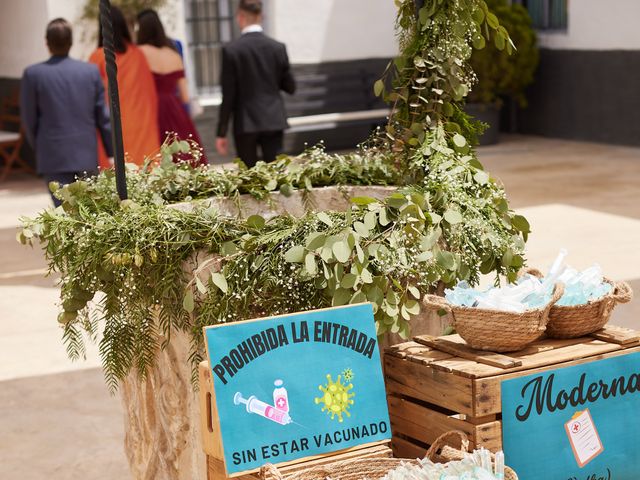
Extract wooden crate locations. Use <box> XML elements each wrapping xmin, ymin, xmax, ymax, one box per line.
<box><xmin>384</xmin><ymin>325</ymin><xmax>640</xmax><ymax>458</ymax></box>
<box><xmin>198</xmin><ymin>362</ymin><xmax>392</xmax><ymax>480</ymax></box>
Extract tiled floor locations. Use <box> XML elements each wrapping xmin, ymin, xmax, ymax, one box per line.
<box><xmin>0</xmin><ymin>134</ymin><xmax>638</xmax><ymax>479</ymax></box>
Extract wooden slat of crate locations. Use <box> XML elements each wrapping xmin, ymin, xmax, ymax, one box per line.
<box><xmin>384</xmin><ymin>355</ymin><xmax>474</xmax><ymax>416</ymax></box>
<box><xmin>387</xmin><ymin>395</ymin><xmax>501</xmax><ymax>451</ymax></box>
<box><xmin>391</xmin><ymin>435</ymin><xmax>427</xmax><ymax>459</ymax></box>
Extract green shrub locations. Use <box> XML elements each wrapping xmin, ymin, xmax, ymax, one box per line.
<box><xmin>468</xmin><ymin>0</ymin><xmax>539</xmax><ymax>106</ymax></box>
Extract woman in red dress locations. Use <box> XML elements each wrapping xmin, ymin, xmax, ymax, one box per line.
<box><xmin>136</xmin><ymin>9</ymin><xmax>207</xmax><ymax>166</ymax></box>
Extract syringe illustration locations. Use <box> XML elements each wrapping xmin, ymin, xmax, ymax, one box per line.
<box><xmin>234</xmin><ymin>392</ymin><xmax>292</xmax><ymax>425</ymax></box>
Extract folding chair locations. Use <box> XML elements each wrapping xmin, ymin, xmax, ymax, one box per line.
<box><xmin>0</xmin><ymin>93</ymin><xmax>33</xmax><ymax>181</ymax></box>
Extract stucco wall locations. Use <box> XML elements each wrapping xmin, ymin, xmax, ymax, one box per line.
<box><xmin>268</xmin><ymin>0</ymin><xmax>399</xmax><ymax>64</ymax></box>
<box><xmin>538</xmin><ymin>0</ymin><xmax>640</xmax><ymax>51</ymax></box>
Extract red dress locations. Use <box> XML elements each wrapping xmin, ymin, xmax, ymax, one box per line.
<box><xmin>153</xmin><ymin>69</ymin><xmax>207</xmax><ymax>165</ymax></box>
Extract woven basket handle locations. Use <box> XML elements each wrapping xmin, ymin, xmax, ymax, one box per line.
<box><xmin>611</xmin><ymin>281</ymin><xmax>633</xmax><ymax>304</ymax></box>
<box><xmin>540</xmin><ymin>282</ymin><xmax>565</xmax><ymax>329</ymax></box>
<box><xmin>423</xmin><ymin>294</ymin><xmax>452</xmax><ymax>313</ymax></box>
<box><xmin>518</xmin><ymin>267</ymin><xmax>543</xmax><ymax>279</ymax></box>
<box><xmin>425</xmin><ymin>430</ymin><xmax>469</xmax><ymax>461</ymax></box>
<box><xmin>260</xmin><ymin>463</ymin><xmax>285</xmax><ymax>480</ymax></box>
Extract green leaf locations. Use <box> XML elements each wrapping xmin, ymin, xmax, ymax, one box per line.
<box><xmin>317</xmin><ymin>211</ymin><xmax>333</xmax><ymax>227</ymax></box>
<box><xmin>474</xmin><ymin>170</ymin><xmax>490</xmax><ymax>184</ymax></box>
<box><xmin>210</xmin><ymin>272</ymin><xmax>229</xmax><ymax>293</ymax></box>
<box><xmin>487</xmin><ymin>12</ymin><xmax>499</xmax><ymax>28</ymax></box>
<box><xmin>221</xmin><ymin>241</ymin><xmax>238</xmax><ymax>256</ymax></box>
<box><xmin>443</xmin><ymin>209</ymin><xmax>463</xmax><ymax>225</ymax></box>
<box><xmin>501</xmin><ymin>249</ymin><xmax>514</xmax><ymax>267</ymax></box>
<box><xmin>364</xmin><ymin>211</ymin><xmax>377</xmax><ymax>230</ymax></box>
<box><xmin>494</xmin><ymin>32</ymin><xmax>506</xmax><ymax>50</ymax></box>
<box><xmin>360</xmin><ymin>268</ymin><xmax>373</xmax><ymax>284</ymax></box>
<box><xmin>182</xmin><ymin>289</ymin><xmax>194</xmax><ymax>313</ymax></box>
<box><xmin>350</xmin><ymin>290</ymin><xmax>367</xmax><ymax>304</ymax></box>
<box><xmin>416</xmin><ymin>251</ymin><xmax>434</xmax><ymax>263</ymax></box>
<box><xmin>284</xmin><ymin>245</ymin><xmax>305</xmax><ymax>263</ymax></box>
<box><xmin>265</xmin><ymin>179</ymin><xmax>278</xmax><ymax>191</ymax></box>
<box><xmin>512</xmin><ymin>214</ymin><xmax>531</xmax><ymax>233</ymax></box>
<box><xmin>246</xmin><ymin>214</ymin><xmax>265</xmax><ymax>229</ymax></box>
<box><xmin>405</xmin><ymin>300</ymin><xmax>421</xmax><ymax>315</ymax></box>
<box><xmin>472</xmin><ymin>7</ymin><xmax>485</xmax><ymax>24</ymax></box>
<box><xmin>436</xmin><ymin>250</ymin><xmax>456</xmax><ymax>270</ymax></box>
<box><xmin>305</xmin><ymin>253</ymin><xmax>317</xmax><ymax>275</ymax></box>
<box><xmin>452</xmin><ymin>133</ymin><xmax>467</xmax><ymax>148</ymax></box>
<box><xmin>341</xmin><ymin>273</ymin><xmax>358</xmax><ymax>289</ymax></box>
<box><xmin>279</xmin><ymin>183</ymin><xmax>293</xmax><ymax>197</ymax></box>
<box><xmin>332</xmin><ymin>288</ymin><xmax>352</xmax><ymax>306</ymax></box>
<box><xmin>379</xmin><ymin>208</ymin><xmax>391</xmax><ymax>226</ymax></box>
<box><xmin>473</xmin><ymin>35</ymin><xmax>486</xmax><ymax>50</ymax></box>
<box><xmin>350</xmin><ymin>196</ymin><xmax>377</xmax><ymax>205</ymax></box>
<box><xmin>353</xmin><ymin>221</ymin><xmax>370</xmax><ymax>237</ymax></box>
<box><xmin>373</xmin><ymin>79</ymin><xmax>384</xmax><ymax>97</ymax></box>
<box><xmin>332</xmin><ymin>241</ymin><xmax>351</xmax><ymax>263</ymax></box>
<box><xmin>195</xmin><ymin>277</ymin><xmax>207</xmax><ymax>295</ymax></box>
<box><xmin>408</xmin><ymin>286</ymin><xmax>421</xmax><ymax>300</ymax></box>
<box><xmin>306</xmin><ymin>233</ymin><xmax>327</xmax><ymax>250</ymax></box>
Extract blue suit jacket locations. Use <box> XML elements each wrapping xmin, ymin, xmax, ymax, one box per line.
<box><xmin>20</xmin><ymin>55</ymin><xmax>113</xmax><ymax>175</ymax></box>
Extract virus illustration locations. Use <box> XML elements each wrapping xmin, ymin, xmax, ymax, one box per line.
<box><xmin>314</xmin><ymin>373</ymin><xmax>355</xmax><ymax>423</ymax></box>
<box><xmin>342</xmin><ymin>368</ymin><xmax>354</xmax><ymax>382</ymax></box>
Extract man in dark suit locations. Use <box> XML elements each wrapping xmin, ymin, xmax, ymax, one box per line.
<box><xmin>215</xmin><ymin>0</ymin><xmax>296</xmax><ymax>168</ymax></box>
<box><xmin>21</xmin><ymin>18</ymin><xmax>113</xmax><ymax>206</ymax></box>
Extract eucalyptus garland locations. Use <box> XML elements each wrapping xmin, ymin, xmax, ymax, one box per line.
<box><xmin>20</xmin><ymin>0</ymin><xmax>529</xmax><ymax>389</ymax></box>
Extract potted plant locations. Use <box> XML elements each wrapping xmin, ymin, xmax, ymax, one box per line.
<box><xmin>467</xmin><ymin>0</ymin><xmax>539</xmax><ymax>145</ymax></box>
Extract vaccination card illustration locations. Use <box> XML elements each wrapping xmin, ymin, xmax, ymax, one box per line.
<box><xmin>203</xmin><ymin>303</ymin><xmax>391</xmax><ymax>476</ymax></box>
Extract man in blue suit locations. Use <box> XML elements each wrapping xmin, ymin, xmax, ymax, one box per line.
<box><xmin>20</xmin><ymin>18</ymin><xmax>113</xmax><ymax>206</ymax></box>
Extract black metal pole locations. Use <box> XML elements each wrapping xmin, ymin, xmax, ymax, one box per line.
<box><xmin>99</xmin><ymin>0</ymin><xmax>127</xmax><ymax>200</ymax></box>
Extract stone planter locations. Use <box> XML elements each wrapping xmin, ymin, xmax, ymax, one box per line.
<box><xmin>465</xmin><ymin>102</ymin><xmax>501</xmax><ymax>145</ymax></box>
<box><xmin>119</xmin><ymin>185</ymin><xmax>452</xmax><ymax>480</ymax></box>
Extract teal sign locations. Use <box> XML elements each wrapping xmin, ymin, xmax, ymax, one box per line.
<box><xmin>502</xmin><ymin>352</ymin><xmax>640</xmax><ymax>479</ymax></box>
<box><xmin>203</xmin><ymin>304</ymin><xmax>391</xmax><ymax>475</ymax></box>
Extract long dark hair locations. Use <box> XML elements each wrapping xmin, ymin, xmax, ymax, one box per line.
<box><xmin>98</xmin><ymin>6</ymin><xmax>132</xmax><ymax>54</ymax></box>
<box><xmin>136</xmin><ymin>9</ymin><xmax>175</xmax><ymax>50</ymax></box>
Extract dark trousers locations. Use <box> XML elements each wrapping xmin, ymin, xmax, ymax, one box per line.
<box><xmin>233</xmin><ymin>131</ymin><xmax>284</xmax><ymax>168</ymax></box>
<box><xmin>44</xmin><ymin>171</ymin><xmax>97</xmax><ymax>207</ymax></box>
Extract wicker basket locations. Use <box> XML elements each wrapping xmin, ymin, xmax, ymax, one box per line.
<box><xmin>521</xmin><ymin>268</ymin><xmax>633</xmax><ymax>339</ymax></box>
<box><xmin>261</xmin><ymin>431</ymin><xmax>517</xmax><ymax>480</ymax></box>
<box><xmin>423</xmin><ymin>284</ymin><xmax>564</xmax><ymax>352</ymax></box>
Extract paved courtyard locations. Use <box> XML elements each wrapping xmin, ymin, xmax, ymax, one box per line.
<box><xmin>0</xmin><ymin>134</ymin><xmax>638</xmax><ymax>479</ymax></box>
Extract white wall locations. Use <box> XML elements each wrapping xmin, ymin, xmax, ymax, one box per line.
<box><xmin>0</xmin><ymin>0</ymin><xmax>189</xmax><ymax>79</ymax></box>
<box><xmin>269</xmin><ymin>0</ymin><xmax>398</xmax><ymax>64</ymax></box>
<box><xmin>0</xmin><ymin>0</ymin><xmax>49</xmax><ymax>77</ymax></box>
<box><xmin>538</xmin><ymin>0</ymin><xmax>640</xmax><ymax>50</ymax></box>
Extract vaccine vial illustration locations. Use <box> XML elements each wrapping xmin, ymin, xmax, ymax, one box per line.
<box><xmin>234</xmin><ymin>392</ymin><xmax>292</xmax><ymax>425</ymax></box>
<box><xmin>273</xmin><ymin>379</ymin><xmax>289</xmax><ymax>413</ymax></box>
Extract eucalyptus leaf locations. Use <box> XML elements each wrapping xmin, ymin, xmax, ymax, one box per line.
<box><xmin>332</xmin><ymin>241</ymin><xmax>351</xmax><ymax>263</ymax></box>
<box><xmin>305</xmin><ymin>253</ymin><xmax>318</xmax><ymax>275</ymax></box>
<box><xmin>443</xmin><ymin>209</ymin><xmax>463</xmax><ymax>225</ymax></box>
<box><xmin>182</xmin><ymin>289</ymin><xmax>194</xmax><ymax>313</ymax></box>
<box><xmin>210</xmin><ymin>272</ymin><xmax>229</xmax><ymax>293</ymax></box>
<box><xmin>284</xmin><ymin>245</ymin><xmax>305</xmax><ymax>263</ymax></box>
